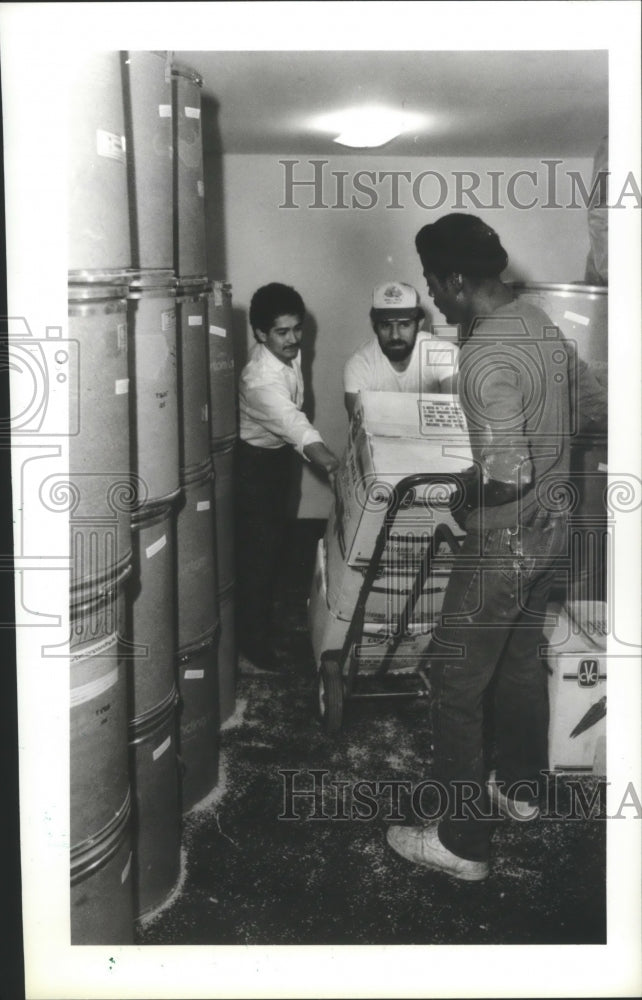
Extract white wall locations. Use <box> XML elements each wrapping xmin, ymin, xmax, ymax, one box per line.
<box><xmin>206</xmin><ymin>153</ymin><xmax>593</xmax><ymax>517</ymax></box>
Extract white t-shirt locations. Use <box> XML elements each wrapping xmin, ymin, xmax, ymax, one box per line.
<box><xmin>343</xmin><ymin>331</ymin><xmax>459</xmax><ymax>395</ymax></box>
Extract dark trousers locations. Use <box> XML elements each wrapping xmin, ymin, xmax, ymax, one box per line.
<box><xmin>235</xmin><ymin>440</ymin><xmax>293</xmax><ymax>662</ymax></box>
<box><xmin>428</xmin><ymin>508</ymin><xmax>568</xmax><ymax>862</ymax></box>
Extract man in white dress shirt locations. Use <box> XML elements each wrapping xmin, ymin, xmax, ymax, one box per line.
<box><xmin>236</xmin><ymin>283</ymin><xmax>339</xmax><ymax>672</ymax></box>
<box><xmin>343</xmin><ymin>281</ymin><xmax>459</xmax><ymax>419</ymax></box>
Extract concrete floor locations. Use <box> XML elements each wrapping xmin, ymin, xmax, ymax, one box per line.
<box><xmin>137</xmin><ymin>521</ymin><xmax>606</xmax><ymax>946</ymax></box>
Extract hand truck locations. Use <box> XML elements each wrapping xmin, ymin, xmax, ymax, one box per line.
<box><xmin>316</xmin><ymin>473</ymin><xmax>463</xmax><ymax>735</ymax></box>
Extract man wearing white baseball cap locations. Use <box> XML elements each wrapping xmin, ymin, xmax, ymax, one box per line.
<box><xmin>343</xmin><ymin>280</ymin><xmax>459</xmax><ymax>419</ymax></box>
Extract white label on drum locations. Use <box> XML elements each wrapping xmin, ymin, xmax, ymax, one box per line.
<box><xmin>184</xmin><ymin>669</ymin><xmax>205</xmax><ymax>680</ymax></box>
<box><xmin>197</xmin><ymin>500</ymin><xmax>211</xmax><ymax>512</ymax></box>
<box><xmin>161</xmin><ymin>308</ymin><xmax>176</xmax><ymax>332</ymax></box>
<box><xmin>209</xmin><ymin>324</ymin><xmax>227</xmax><ymax>338</ymax></box>
<box><xmin>158</xmin><ymin>104</ymin><xmax>172</xmax><ymax>118</ymax></box>
<box><xmin>197</xmin><ymin>179</ymin><xmax>204</xmax><ymax>198</ymax></box>
<box><xmin>121</xmin><ymin>852</ymin><xmax>132</xmax><ymax>884</ymax></box>
<box><xmin>70</xmin><ymin>663</ymin><xmax>119</xmax><ymax>707</ymax></box>
<box><xmin>188</xmin><ymin>315</ymin><xmax>203</xmax><ymax>326</ymax></box>
<box><xmin>145</xmin><ymin>534</ymin><xmax>167</xmax><ymax>560</ymax></box>
<box><xmin>115</xmin><ymin>379</ymin><xmax>129</xmax><ymax>395</ymax></box>
<box><xmin>96</xmin><ymin>129</ymin><xmax>126</xmax><ymax>163</ymax></box>
<box><xmin>598</xmin><ymin>462</ymin><xmax>608</xmax><ymax>472</ymax></box>
<box><xmin>185</xmin><ymin>106</ymin><xmax>201</xmax><ymax>119</ymax></box>
<box><xmin>153</xmin><ymin>734</ymin><xmax>172</xmax><ymax>761</ymax></box>
<box><xmin>563</xmin><ymin>309</ymin><xmax>590</xmax><ymax>326</ymax></box>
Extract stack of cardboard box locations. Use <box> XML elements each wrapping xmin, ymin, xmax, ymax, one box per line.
<box><xmin>309</xmin><ymin>392</ymin><xmax>471</xmax><ymax>670</ymax></box>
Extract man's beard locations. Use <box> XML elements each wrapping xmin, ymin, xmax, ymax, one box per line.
<box><xmin>382</xmin><ymin>340</ymin><xmax>414</xmax><ymax>362</ymax></box>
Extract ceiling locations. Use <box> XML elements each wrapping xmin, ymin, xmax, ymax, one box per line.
<box><xmin>174</xmin><ymin>49</ymin><xmax>609</xmax><ymax>157</ymax></box>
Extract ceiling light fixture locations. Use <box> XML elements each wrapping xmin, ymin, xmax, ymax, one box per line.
<box><xmin>312</xmin><ymin>105</ymin><xmax>426</xmax><ymax>149</ymax></box>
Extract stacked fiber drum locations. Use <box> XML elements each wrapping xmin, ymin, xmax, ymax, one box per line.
<box><xmin>68</xmin><ymin>51</ymin><xmax>237</xmax><ymax>944</ymax></box>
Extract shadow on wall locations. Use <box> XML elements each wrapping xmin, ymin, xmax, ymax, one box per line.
<box><xmin>202</xmin><ymin>93</ymin><xmax>226</xmax><ymax>281</ymax></box>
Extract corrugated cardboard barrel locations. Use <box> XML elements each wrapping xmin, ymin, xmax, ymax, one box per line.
<box><xmin>177</xmin><ymin>278</ymin><xmax>211</xmax><ymax>479</ymax></box>
<box><xmin>509</xmin><ymin>283</ymin><xmax>607</xmax><ymax>365</ymax></box>
<box><xmin>211</xmin><ymin>442</ymin><xmax>235</xmax><ymax>594</ymax></box>
<box><xmin>69</xmin><ymin>52</ymin><xmax>130</xmax><ymax>275</ymax></box>
<box><xmin>207</xmin><ymin>281</ymin><xmax>237</xmax><ymax>447</ymax></box>
<box><xmin>176</xmin><ymin>462</ymin><xmax>219</xmax><ymax>654</ymax></box>
<box><xmin>70</xmin><ymin>791</ymin><xmax>134</xmax><ymax>944</ymax></box>
<box><xmin>177</xmin><ymin>633</ymin><xmax>220</xmax><ymax>812</ymax></box>
<box><xmin>171</xmin><ymin>65</ymin><xmax>207</xmax><ymax>279</ymax></box>
<box><xmin>70</xmin><ymin>567</ymin><xmax>131</xmax><ymax>851</ymax></box>
<box><xmin>127</xmin><ymin>271</ymin><xmax>180</xmax><ymax>507</ymax></box>
<box><xmin>122</xmin><ymin>50</ymin><xmax>173</xmax><ymax>270</ymax></box>
<box><xmin>217</xmin><ymin>584</ymin><xmax>237</xmax><ymax>724</ymax></box>
<box><xmin>129</xmin><ymin>503</ymin><xmax>177</xmax><ymax>723</ymax></box>
<box><xmin>68</xmin><ymin>278</ymin><xmax>133</xmax><ymax>598</ymax></box>
<box><xmin>128</xmin><ymin>690</ymin><xmax>181</xmax><ymax>917</ymax></box>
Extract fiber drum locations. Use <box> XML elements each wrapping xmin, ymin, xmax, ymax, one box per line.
<box><xmin>70</xmin><ymin>792</ymin><xmax>134</xmax><ymax>944</ymax></box>
<box><xmin>176</xmin><ymin>463</ymin><xmax>219</xmax><ymax>654</ymax></box>
<box><xmin>177</xmin><ymin>279</ymin><xmax>211</xmax><ymax>477</ymax></box>
<box><xmin>128</xmin><ymin>691</ymin><xmax>181</xmax><ymax>917</ymax></box>
<box><xmin>130</xmin><ymin>503</ymin><xmax>177</xmax><ymax>722</ymax></box>
<box><xmin>127</xmin><ymin>272</ymin><xmax>180</xmax><ymax>507</ymax></box>
<box><xmin>211</xmin><ymin>442</ymin><xmax>235</xmax><ymax>593</ymax></box>
<box><xmin>509</xmin><ymin>283</ymin><xmax>608</xmax><ymax>366</ymax></box>
<box><xmin>70</xmin><ymin>567</ymin><xmax>130</xmax><ymax>851</ymax></box>
<box><xmin>69</xmin><ymin>52</ymin><xmax>130</xmax><ymax>274</ymax></box>
<box><xmin>178</xmin><ymin>634</ymin><xmax>220</xmax><ymax>812</ymax></box>
<box><xmin>68</xmin><ymin>279</ymin><xmax>133</xmax><ymax>597</ymax></box>
<box><xmin>122</xmin><ymin>50</ymin><xmax>173</xmax><ymax>270</ymax></box>
<box><xmin>171</xmin><ymin>65</ymin><xmax>207</xmax><ymax>278</ymax></box>
<box><xmin>218</xmin><ymin>585</ymin><xmax>237</xmax><ymax>725</ymax></box>
<box><xmin>207</xmin><ymin>281</ymin><xmax>237</xmax><ymax>446</ymax></box>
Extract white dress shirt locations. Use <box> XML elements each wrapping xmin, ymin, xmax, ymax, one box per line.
<box><xmin>239</xmin><ymin>343</ymin><xmax>324</xmax><ymax>456</ymax></box>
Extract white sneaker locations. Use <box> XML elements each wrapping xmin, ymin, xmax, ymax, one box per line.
<box><xmin>386</xmin><ymin>824</ymin><xmax>489</xmax><ymax>881</ymax></box>
<box><xmin>487</xmin><ymin>771</ymin><xmax>540</xmax><ymax>822</ymax></box>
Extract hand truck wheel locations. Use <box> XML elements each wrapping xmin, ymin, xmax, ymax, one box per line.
<box><xmin>317</xmin><ymin>659</ymin><xmax>344</xmax><ymax>735</ymax></box>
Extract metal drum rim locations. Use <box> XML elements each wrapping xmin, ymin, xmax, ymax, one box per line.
<box><xmin>180</xmin><ymin>457</ymin><xmax>214</xmax><ymax>487</ymax></box>
<box><xmin>70</xmin><ymin>560</ymin><xmax>133</xmax><ymax>615</ymax></box>
<box><xmin>131</xmin><ymin>501</ymin><xmax>174</xmax><ymax>531</ymax></box>
<box><xmin>128</xmin><ymin>687</ymin><xmax>179</xmax><ymax>744</ymax></box>
<box><xmin>70</xmin><ymin>790</ymin><xmax>131</xmax><ymax>864</ymax></box>
<box><xmin>68</xmin><ymin>269</ymin><xmax>133</xmax><ymax>286</ymax></box>
<box><xmin>177</xmin><ymin>625</ymin><xmax>220</xmax><ymax>664</ymax></box>
<box><xmin>177</xmin><ymin>621</ymin><xmax>220</xmax><ymax>660</ymax></box>
<box><xmin>509</xmin><ymin>281</ymin><xmax>608</xmax><ymax>296</ymax></box>
<box><xmin>132</xmin><ymin>485</ymin><xmax>182</xmax><ymax>513</ymax></box>
<box><xmin>176</xmin><ymin>276</ymin><xmax>209</xmax><ymax>298</ymax></box>
<box><xmin>171</xmin><ymin>65</ymin><xmax>203</xmax><ymax>87</ymax></box>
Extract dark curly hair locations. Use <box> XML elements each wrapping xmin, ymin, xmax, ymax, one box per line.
<box><xmin>415</xmin><ymin>213</ymin><xmax>508</xmax><ymax>280</ymax></box>
<box><xmin>249</xmin><ymin>283</ymin><xmax>305</xmax><ymax>337</ymax></box>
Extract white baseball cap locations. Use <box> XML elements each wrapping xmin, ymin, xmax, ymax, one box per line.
<box><xmin>371</xmin><ymin>281</ymin><xmax>421</xmax><ymax>317</ymax></box>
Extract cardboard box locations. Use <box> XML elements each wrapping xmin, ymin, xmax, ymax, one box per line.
<box><xmin>324</xmin><ymin>520</ymin><xmax>455</xmax><ymax>624</ymax></box>
<box><xmin>308</xmin><ymin>538</ymin><xmax>434</xmax><ymax>672</ymax></box>
<box><xmin>335</xmin><ymin>392</ymin><xmax>471</xmax><ymax>567</ymax></box>
<box><xmin>544</xmin><ymin>601</ymin><xmax>607</xmax><ymax>775</ymax></box>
